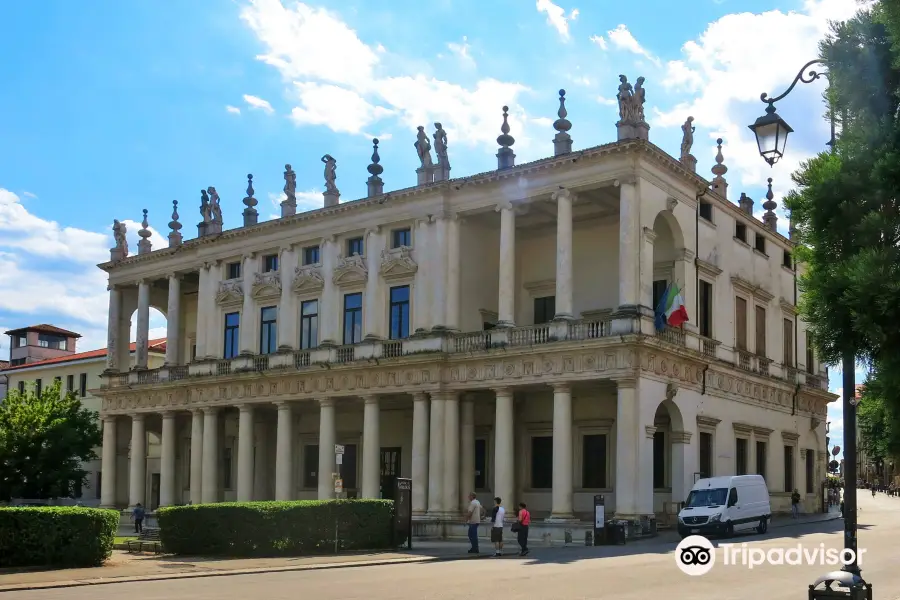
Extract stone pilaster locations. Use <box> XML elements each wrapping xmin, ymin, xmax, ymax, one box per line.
<box><xmin>275</xmin><ymin>402</ymin><xmax>294</xmax><ymax>500</ymax></box>
<box><xmin>190</xmin><ymin>410</ymin><xmax>203</xmax><ymax>505</ymax></box>
<box><xmin>362</xmin><ymin>395</ymin><xmax>381</xmax><ymax>499</ymax></box>
<box><xmin>129</xmin><ymin>414</ymin><xmax>146</xmax><ymax>507</ymax></box>
<box><xmin>201</xmin><ymin>407</ymin><xmax>219</xmax><ymax>504</ymax></box>
<box><xmin>237</xmin><ymin>406</ymin><xmax>255</xmax><ymax>502</ymax></box>
<box><xmin>135</xmin><ymin>280</ymin><xmax>150</xmax><ymax>369</ymax></box>
<box><xmin>494</xmin><ymin>387</ymin><xmax>515</xmax><ymax>518</ymax></box>
<box><xmin>411</xmin><ymin>392</ymin><xmax>430</xmax><ymax>515</ymax></box>
<box><xmin>105</xmin><ymin>286</ymin><xmax>122</xmax><ymax>373</ymax></box>
<box><xmin>317</xmin><ymin>399</ymin><xmax>336</xmax><ymax>499</ymax></box>
<box><xmin>160</xmin><ymin>412</ymin><xmax>177</xmax><ymax>507</ymax></box>
<box><xmin>552</xmin><ymin>188</ymin><xmax>574</xmax><ymax>320</ymax></box>
<box><xmin>496</xmin><ymin>203</ymin><xmax>516</xmax><ymax>327</ymax></box>
<box><xmin>100</xmin><ymin>417</ymin><xmax>117</xmax><ymax>508</ymax></box>
<box><xmin>548</xmin><ymin>383</ymin><xmax>574</xmax><ymax>520</ymax></box>
<box><xmin>165</xmin><ymin>275</ymin><xmax>181</xmax><ymax>365</ymax></box>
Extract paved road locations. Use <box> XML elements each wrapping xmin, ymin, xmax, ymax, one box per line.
<box><xmin>15</xmin><ymin>492</ymin><xmax>900</xmax><ymax>600</ymax></box>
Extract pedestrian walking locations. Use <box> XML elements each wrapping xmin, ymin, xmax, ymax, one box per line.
<box><xmin>465</xmin><ymin>492</ymin><xmax>483</xmax><ymax>554</ymax></box>
<box><xmin>490</xmin><ymin>497</ymin><xmax>505</xmax><ymax>557</ymax></box>
<box><xmin>132</xmin><ymin>502</ymin><xmax>145</xmax><ymax>533</ymax></box>
<box><xmin>791</xmin><ymin>489</ymin><xmax>800</xmax><ymax>519</ymax></box>
<box><xmin>513</xmin><ymin>502</ymin><xmax>530</xmax><ymax>556</ymax></box>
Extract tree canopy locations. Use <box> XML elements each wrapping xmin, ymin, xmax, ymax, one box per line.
<box><xmin>785</xmin><ymin>2</ymin><xmax>900</xmax><ymax>458</ymax></box>
<box><xmin>0</xmin><ymin>379</ymin><xmax>102</xmax><ymax>501</ymax></box>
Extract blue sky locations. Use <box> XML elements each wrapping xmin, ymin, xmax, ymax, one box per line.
<box><xmin>0</xmin><ymin>0</ymin><xmax>865</xmax><ymax>456</ymax></box>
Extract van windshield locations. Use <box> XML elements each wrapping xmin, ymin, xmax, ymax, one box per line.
<box><xmin>685</xmin><ymin>488</ymin><xmax>728</xmax><ymax>507</ymax></box>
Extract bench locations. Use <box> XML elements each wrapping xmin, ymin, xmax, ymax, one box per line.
<box><xmin>125</xmin><ymin>528</ymin><xmax>163</xmax><ymax>554</ymax></box>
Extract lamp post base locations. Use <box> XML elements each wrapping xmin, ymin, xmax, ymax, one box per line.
<box><xmin>809</xmin><ymin>570</ymin><xmax>871</xmax><ymax>600</ymax></box>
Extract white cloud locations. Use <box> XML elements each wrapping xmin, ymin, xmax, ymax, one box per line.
<box><xmin>243</xmin><ymin>94</ymin><xmax>274</xmax><ymax>113</ymax></box>
<box><xmin>662</xmin><ymin>60</ymin><xmax>704</xmax><ymax>92</ymax></box>
<box><xmin>447</xmin><ymin>36</ymin><xmax>475</xmax><ymax>67</ymax></box>
<box><xmin>536</xmin><ymin>0</ymin><xmax>579</xmax><ymax>40</ymax></box>
<box><xmin>21</xmin><ymin>191</ymin><xmax>37</xmax><ymax>199</ymax></box>
<box><xmin>290</xmin><ymin>82</ymin><xmax>394</xmax><ymax>135</ymax></box>
<box><xmin>607</xmin><ymin>24</ymin><xmax>661</xmax><ymax>67</ymax></box>
<box><xmin>226</xmin><ymin>105</ymin><xmax>242</xmax><ymax>115</ymax></box>
<box><xmin>597</xmin><ymin>95</ymin><xmax>616</xmax><ymax>106</ymax></box>
<box><xmin>268</xmin><ymin>189</ymin><xmax>325</xmax><ymax>218</ymax></box>
<box><xmin>589</xmin><ymin>34</ymin><xmax>607</xmax><ymax>50</ymax></box>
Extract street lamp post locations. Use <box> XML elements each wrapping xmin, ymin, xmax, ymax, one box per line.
<box><xmin>750</xmin><ymin>60</ymin><xmax>872</xmax><ymax>598</ymax></box>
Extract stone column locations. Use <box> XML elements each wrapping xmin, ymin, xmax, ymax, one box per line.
<box><xmin>165</xmin><ymin>275</ymin><xmax>181</xmax><ymax>365</ymax></box>
<box><xmin>431</xmin><ymin>216</ymin><xmax>448</xmax><ymax>329</ymax></box>
<box><xmin>427</xmin><ymin>392</ymin><xmax>445</xmax><ymax>516</ymax></box>
<box><xmin>549</xmin><ymin>383</ymin><xmax>575</xmax><ymax>520</ymax></box>
<box><xmin>254</xmin><ymin>419</ymin><xmax>269</xmax><ymax>500</ymax></box>
<box><xmin>613</xmin><ymin>378</ymin><xmax>653</xmax><ymax>518</ymax></box>
<box><xmin>364</xmin><ymin>229</ymin><xmax>386</xmax><ymax>340</ymax></box>
<box><xmin>194</xmin><ymin>267</ymin><xmax>210</xmax><ymax>359</ymax></box>
<box><xmin>443</xmin><ymin>392</ymin><xmax>460</xmax><ymax>514</ymax></box>
<box><xmin>362</xmin><ymin>395</ymin><xmax>381</xmax><ymax>499</ymax></box>
<box><xmin>496</xmin><ymin>204</ymin><xmax>516</xmax><ymax>327</ymax></box>
<box><xmin>201</xmin><ymin>407</ymin><xmax>219</xmax><ymax>503</ymax></box>
<box><xmin>277</xmin><ymin>247</ymin><xmax>297</xmax><ymax>351</ymax></box>
<box><xmin>128</xmin><ymin>414</ymin><xmax>146</xmax><ymax>507</ymax></box>
<box><xmin>411</xmin><ymin>392</ymin><xmax>429</xmax><ymax>515</ymax></box>
<box><xmin>494</xmin><ymin>388</ymin><xmax>514</xmax><ymax>516</ymax></box>
<box><xmin>553</xmin><ymin>189</ymin><xmax>574</xmax><ymax>319</ymax></box>
<box><xmin>205</xmin><ymin>263</ymin><xmax>225</xmax><ymax>359</ymax></box>
<box><xmin>640</xmin><ymin>228</ymin><xmax>657</xmax><ymax>311</ymax></box>
<box><xmin>446</xmin><ymin>215</ymin><xmax>462</xmax><ymax>331</ymax></box>
<box><xmin>100</xmin><ymin>416</ymin><xmax>117</xmax><ymax>507</ymax></box>
<box><xmin>317</xmin><ymin>399</ymin><xmax>336</xmax><ymax>499</ymax></box>
<box><xmin>275</xmin><ymin>402</ymin><xmax>294</xmax><ymax>500</ymax></box>
<box><xmin>617</xmin><ymin>179</ymin><xmax>640</xmax><ymax>311</ymax></box>
<box><xmin>239</xmin><ymin>254</ymin><xmax>257</xmax><ymax>355</ymax></box>
<box><xmin>190</xmin><ymin>409</ymin><xmax>203</xmax><ymax>505</ymax></box>
<box><xmin>160</xmin><ymin>412</ymin><xmax>177</xmax><ymax>507</ymax></box>
<box><xmin>639</xmin><ymin>425</ymin><xmax>656</xmax><ymax>515</ymax></box>
<box><xmin>413</xmin><ymin>219</ymin><xmax>431</xmax><ymax>331</ymax></box>
<box><xmin>670</xmin><ymin>431</ymin><xmax>693</xmax><ymax>505</ymax></box>
<box><xmin>319</xmin><ymin>240</ymin><xmax>339</xmax><ymax>345</ymax></box>
<box><xmin>136</xmin><ymin>280</ymin><xmax>151</xmax><ymax>368</ymax></box>
<box><xmin>106</xmin><ymin>286</ymin><xmax>122</xmax><ymax>372</ymax></box>
<box><xmin>459</xmin><ymin>395</ymin><xmax>475</xmax><ymax>510</ymax></box>
<box><xmin>117</xmin><ymin>313</ymin><xmax>131</xmax><ymax>371</ymax></box>
<box><xmin>237</xmin><ymin>405</ymin><xmax>255</xmax><ymax>502</ymax></box>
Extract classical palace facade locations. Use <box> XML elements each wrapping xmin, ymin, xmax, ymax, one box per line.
<box><xmin>93</xmin><ymin>85</ymin><xmax>834</xmax><ymax>525</ymax></box>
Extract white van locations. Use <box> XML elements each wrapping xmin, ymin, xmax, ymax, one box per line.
<box><xmin>677</xmin><ymin>475</ymin><xmax>771</xmax><ymax>539</ymax></box>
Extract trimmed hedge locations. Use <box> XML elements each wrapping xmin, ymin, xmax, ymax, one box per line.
<box><xmin>0</xmin><ymin>506</ymin><xmax>119</xmax><ymax>568</ymax></box>
<box><xmin>157</xmin><ymin>499</ymin><xmax>394</xmax><ymax>557</ymax></box>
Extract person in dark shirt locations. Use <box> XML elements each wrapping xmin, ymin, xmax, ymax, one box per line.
<box><xmin>790</xmin><ymin>490</ymin><xmax>801</xmax><ymax>519</ymax></box>
<box><xmin>132</xmin><ymin>503</ymin><xmax>145</xmax><ymax>533</ymax></box>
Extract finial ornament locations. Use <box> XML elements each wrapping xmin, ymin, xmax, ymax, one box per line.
<box><xmin>679</xmin><ymin>116</ymin><xmax>697</xmax><ymax>172</ymax></box>
<box><xmin>322</xmin><ymin>154</ymin><xmax>340</xmax><ymax>207</ymax></box>
<box><xmin>111</xmin><ymin>219</ymin><xmax>128</xmax><ymax>261</ymax></box>
<box><xmin>281</xmin><ymin>164</ymin><xmax>297</xmax><ymax>217</ymax></box>
<box><xmin>762</xmin><ymin>177</ymin><xmax>778</xmax><ymax>232</ymax></box>
<box><xmin>711</xmin><ymin>137</ymin><xmax>729</xmax><ymax>200</ymax></box>
<box><xmin>242</xmin><ymin>174</ymin><xmax>259</xmax><ymax>227</ymax></box>
<box><xmin>739</xmin><ymin>192</ymin><xmax>754</xmax><ymax>215</ymax></box>
<box><xmin>168</xmin><ymin>200</ymin><xmax>183</xmax><ymax>247</ymax></box>
<box><xmin>138</xmin><ymin>209</ymin><xmax>152</xmax><ymax>255</ymax></box>
<box><xmin>367</xmin><ymin>138</ymin><xmax>384</xmax><ymax>198</ymax></box>
<box><xmin>615</xmin><ymin>75</ymin><xmax>649</xmax><ymax>141</ymax></box>
<box><xmin>496</xmin><ymin>106</ymin><xmax>516</xmax><ymax>169</ymax></box>
<box><xmin>553</xmin><ymin>89</ymin><xmax>573</xmax><ymax>156</ymax></box>
<box><xmin>433</xmin><ymin>123</ymin><xmax>450</xmax><ymax>181</ymax></box>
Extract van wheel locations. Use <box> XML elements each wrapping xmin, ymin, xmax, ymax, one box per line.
<box><xmin>757</xmin><ymin>517</ymin><xmax>768</xmax><ymax>534</ymax></box>
<box><xmin>723</xmin><ymin>521</ymin><xmax>734</xmax><ymax>538</ymax></box>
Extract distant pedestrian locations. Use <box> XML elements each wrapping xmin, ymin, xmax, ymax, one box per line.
<box><xmin>465</xmin><ymin>492</ymin><xmax>483</xmax><ymax>554</ymax></box>
<box><xmin>132</xmin><ymin>503</ymin><xmax>145</xmax><ymax>533</ymax></box>
<box><xmin>490</xmin><ymin>497</ymin><xmax>505</xmax><ymax>557</ymax></box>
<box><xmin>791</xmin><ymin>489</ymin><xmax>800</xmax><ymax>519</ymax></box>
<box><xmin>514</xmin><ymin>502</ymin><xmax>530</xmax><ymax>556</ymax></box>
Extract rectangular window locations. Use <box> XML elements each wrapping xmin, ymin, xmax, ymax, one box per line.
<box><xmin>755</xmin><ymin>305</ymin><xmax>767</xmax><ymax>357</ymax></box>
<box><xmin>783</xmin><ymin>250</ymin><xmax>793</xmax><ymax>269</ymax></box>
<box><xmin>223</xmin><ymin>312</ymin><xmax>240</xmax><ymax>359</ymax></box>
<box><xmin>223</xmin><ymin>447</ymin><xmax>233</xmax><ymax>490</ymax></box>
<box><xmin>304</xmin><ymin>245</ymin><xmax>320</xmax><ymax>265</ymax></box>
<box><xmin>653</xmin><ymin>430</ymin><xmax>666</xmax><ymax>489</ymax></box>
<box><xmin>392</xmin><ymin>228</ymin><xmax>411</xmax><ymax>248</ymax></box>
<box><xmin>699</xmin><ymin>432</ymin><xmax>713</xmax><ymax>478</ymax></box>
<box><xmin>11</xmin><ymin>358</ymin><xmax>25</xmax><ymax>366</ymax></box>
<box><xmin>300</xmin><ymin>300</ymin><xmax>319</xmax><ymax>349</ymax></box>
<box><xmin>806</xmin><ymin>332</ymin><xmax>815</xmax><ymax>374</ymax></box>
<box><xmin>533</xmin><ymin>296</ymin><xmax>555</xmax><ymax>325</ymax></box>
<box><xmin>227</xmin><ymin>262</ymin><xmax>241</xmax><ymax>279</ymax></box>
<box><xmin>260</xmin><ymin>306</ymin><xmax>278</xmax><ymax>354</ymax></box>
<box><xmin>14</xmin><ymin>335</ymin><xmax>26</xmax><ymax>348</ymax></box>
<box><xmin>653</xmin><ymin>280</ymin><xmax>668</xmax><ymax>310</ymax></box>
<box><xmin>347</xmin><ymin>237</ymin><xmax>364</xmax><ymax>257</ymax></box>
<box><xmin>783</xmin><ymin>318</ymin><xmax>794</xmax><ymax>367</ymax></box>
<box><xmin>699</xmin><ymin>201</ymin><xmax>713</xmax><ymax>221</ymax></box>
<box><xmin>54</xmin><ymin>376</ymin><xmax>62</xmax><ymax>385</ymax></box>
<box><xmin>343</xmin><ymin>293</ymin><xmax>363</xmax><ymax>345</ymax></box>
<box><xmin>389</xmin><ymin>286</ymin><xmax>410</xmax><ymax>340</ymax></box>
<box><xmin>95</xmin><ymin>472</ymin><xmax>102</xmax><ymax>500</ymax></box>
<box><xmin>263</xmin><ymin>254</ymin><xmax>279</xmax><ymax>273</ymax></box>
<box><xmin>66</xmin><ymin>374</ymin><xmax>74</xmax><ymax>393</ymax></box>
<box><xmin>38</xmin><ymin>334</ymin><xmax>67</xmax><ymax>350</ymax></box>
<box><xmin>735</xmin><ymin>297</ymin><xmax>748</xmax><ymax>350</ymax></box>
<box><xmin>735</xmin><ymin>222</ymin><xmax>747</xmax><ymax>243</ymax></box>
<box><xmin>18</xmin><ymin>381</ymin><xmax>25</xmax><ymax>394</ymax></box>
<box><xmin>755</xmin><ymin>233</ymin><xmax>766</xmax><ymax>254</ymax></box>
<box><xmin>699</xmin><ymin>280</ymin><xmax>713</xmax><ymax>337</ymax></box>
<box><xmin>79</xmin><ymin>373</ymin><xmax>87</xmax><ymax>397</ymax></box>
<box><xmin>35</xmin><ymin>379</ymin><xmax>42</xmax><ymax>396</ymax></box>
<box><xmin>756</xmin><ymin>441</ymin><xmax>767</xmax><ymax>480</ymax></box>
<box><xmin>582</xmin><ymin>434</ymin><xmax>608</xmax><ymax>488</ymax></box>
<box><xmin>474</xmin><ymin>439</ymin><xmax>487</xmax><ymax>490</ymax></box>
<box><xmin>736</xmin><ymin>438</ymin><xmax>748</xmax><ymax>475</ymax></box>
<box><xmin>783</xmin><ymin>445</ymin><xmax>794</xmax><ymax>492</ymax></box>
<box><xmin>805</xmin><ymin>449</ymin><xmax>814</xmax><ymax>494</ymax></box>
<box><xmin>530</xmin><ymin>436</ymin><xmax>553</xmax><ymax>489</ymax></box>
<box><xmin>304</xmin><ymin>445</ymin><xmax>319</xmax><ymax>488</ymax></box>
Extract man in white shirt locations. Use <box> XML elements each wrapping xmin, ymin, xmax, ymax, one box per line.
<box><xmin>465</xmin><ymin>492</ymin><xmax>482</xmax><ymax>554</ymax></box>
<box><xmin>490</xmin><ymin>496</ymin><xmax>505</xmax><ymax>556</ymax></box>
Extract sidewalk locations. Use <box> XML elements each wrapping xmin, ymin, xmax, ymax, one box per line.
<box><xmin>0</xmin><ymin>510</ymin><xmax>842</xmax><ymax>593</ymax></box>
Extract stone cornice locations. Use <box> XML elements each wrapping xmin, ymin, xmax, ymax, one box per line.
<box><xmin>753</xmin><ymin>426</ymin><xmax>773</xmax><ymax>438</ymax></box>
<box><xmin>781</xmin><ymin>430</ymin><xmax>800</xmax><ymax>442</ymax></box>
<box><xmin>696</xmin><ymin>259</ymin><xmax>722</xmax><ymax>279</ymax></box>
<box><xmin>780</xmin><ymin>298</ymin><xmax>798</xmax><ymax>316</ymax></box>
<box><xmin>697</xmin><ymin>415</ymin><xmax>721</xmax><ymax>429</ymax></box>
<box><xmin>731</xmin><ymin>276</ymin><xmax>775</xmax><ymax>303</ymax></box>
<box><xmin>732</xmin><ymin>422</ymin><xmax>753</xmax><ymax>435</ymax></box>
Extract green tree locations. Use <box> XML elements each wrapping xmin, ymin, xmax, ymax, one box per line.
<box><xmin>0</xmin><ymin>379</ymin><xmax>102</xmax><ymax>501</ymax></box>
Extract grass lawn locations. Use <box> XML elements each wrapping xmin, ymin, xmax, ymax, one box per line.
<box><xmin>114</xmin><ymin>536</ymin><xmax>137</xmax><ymax>544</ymax></box>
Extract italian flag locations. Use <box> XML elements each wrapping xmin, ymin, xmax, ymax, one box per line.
<box><xmin>655</xmin><ymin>282</ymin><xmax>689</xmax><ymax>329</ymax></box>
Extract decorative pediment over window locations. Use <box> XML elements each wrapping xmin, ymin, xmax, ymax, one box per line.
<box><xmin>252</xmin><ymin>271</ymin><xmax>282</xmax><ymax>300</ymax></box>
<box><xmin>216</xmin><ymin>280</ymin><xmax>243</xmax><ymax>305</ymax></box>
<box><xmin>380</xmin><ymin>247</ymin><xmax>417</xmax><ymax>281</ymax></box>
<box><xmin>293</xmin><ymin>264</ymin><xmax>324</xmax><ymax>294</ymax></box>
<box><xmin>333</xmin><ymin>254</ymin><xmax>368</xmax><ymax>286</ymax></box>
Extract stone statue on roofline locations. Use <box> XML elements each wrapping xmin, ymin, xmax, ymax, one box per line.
<box><xmin>415</xmin><ymin>126</ymin><xmax>435</xmax><ymax>185</ymax></box>
<box><xmin>322</xmin><ymin>154</ymin><xmax>338</xmax><ymax>194</ymax></box>
<box><xmin>110</xmin><ymin>219</ymin><xmax>128</xmax><ymax>261</ymax></box>
<box><xmin>207</xmin><ymin>186</ymin><xmax>223</xmax><ymax>234</ymax></box>
<box><xmin>680</xmin><ymin>116</ymin><xmax>697</xmax><ymax>172</ymax></box>
<box><xmin>615</xmin><ymin>74</ymin><xmax>649</xmax><ymax>141</ymax></box>
<box><xmin>433</xmin><ymin>122</ymin><xmax>450</xmax><ymax>181</ymax></box>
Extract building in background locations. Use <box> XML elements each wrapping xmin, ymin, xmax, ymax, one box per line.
<box><xmin>0</xmin><ymin>360</ymin><xmax>8</xmax><ymax>399</ymax></box>
<box><xmin>3</xmin><ymin>337</ymin><xmax>166</xmax><ymax>505</ymax></box>
<box><xmin>5</xmin><ymin>324</ymin><xmax>82</xmax><ymax>367</ymax></box>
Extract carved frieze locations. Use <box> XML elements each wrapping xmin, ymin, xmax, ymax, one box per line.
<box><xmin>252</xmin><ymin>271</ymin><xmax>282</xmax><ymax>299</ymax></box>
<box><xmin>380</xmin><ymin>247</ymin><xmax>417</xmax><ymax>281</ymax></box>
<box><xmin>333</xmin><ymin>254</ymin><xmax>368</xmax><ymax>286</ymax></box>
<box><xmin>293</xmin><ymin>264</ymin><xmax>325</xmax><ymax>294</ymax></box>
<box><xmin>216</xmin><ymin>280</ymin><xmax>243</xmax><ymax>305</ymax></box>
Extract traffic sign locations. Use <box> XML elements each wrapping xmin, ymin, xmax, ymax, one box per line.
<box><xmin>334</xmin><ymin>478</ymin><xmax>343</xmax><ymax>493</ymax></box>
<box><xmin>335</xmin><ymin>444</ymin><xmax>345</xmax><ymax>455</ymax></box>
